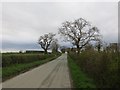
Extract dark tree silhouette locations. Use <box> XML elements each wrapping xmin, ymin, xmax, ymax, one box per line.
<box><xmin>59</xmin><ymin>18</ymin><xmax>100</xmax><ymax>54</ymax></box>
<box><xmin>38</xmin><ymin>33</ymin><xmax>55</xmax><ymax>54</ymax></box>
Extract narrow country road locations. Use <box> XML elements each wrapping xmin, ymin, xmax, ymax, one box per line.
<box><xmin>2</xmin><ymin>54</ymin><xmax>71</xmax><ymax>88</ymax></box>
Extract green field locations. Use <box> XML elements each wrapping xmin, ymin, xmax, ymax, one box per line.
<box><xmin>2</xmin><ymin>53</ymin><xmax>61</xmax><ymax>81</ymax></box>
<box><xmin>68</xmin><ymin>51</ymin><xmax>120</xmax><ymax>88</ymax></box>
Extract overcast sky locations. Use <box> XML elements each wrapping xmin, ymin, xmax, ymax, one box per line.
<box><xmin>1</xmin><ymin>2</ymin><xmax>118</xmax><ymax>52</ymax></box>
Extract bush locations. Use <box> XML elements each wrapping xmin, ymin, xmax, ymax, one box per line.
<box><xmin>69</xmin><ymin>51</ymin><xmax>120</xmax><ymax>88</ymax></box>
<box><xmin>68</xmin><ymin>55</ymin><xmax>96</xmax><ymax>88</ymax></box>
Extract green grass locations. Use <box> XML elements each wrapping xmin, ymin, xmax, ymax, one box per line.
<box><xmin>2</xmin><ymin>53</ymin><xmax>55</xmax><ymax>67</ymax></box>
<box><xmin>68</xmin><ymin>55</ymin><xmax>96</xmax><ymax>88</ymax></box>
<box><xmin>2</xmin><ymin>54</ymin><xmax>60</xmax><ymax>81</ymax></box>
<box><xmin>0</xmin><ymin>68</ymin><xmax>1</xmax><ymax>83</ymax></box>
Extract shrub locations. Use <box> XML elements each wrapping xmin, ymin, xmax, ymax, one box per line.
<box><xmin>69</xmin><ymin>51</ymin><xmax>120</xmax><ymax>88</ymax></box>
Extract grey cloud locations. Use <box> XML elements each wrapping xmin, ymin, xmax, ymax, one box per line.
<box><xmin>2</xmin><ymin>41</ymin><xmax>40</xmax><ymax>51</ymax></box>
<box><xmin>2</xmin><ymin>2</ymin><xmax>118</xmax><ymax>52</ymax></box>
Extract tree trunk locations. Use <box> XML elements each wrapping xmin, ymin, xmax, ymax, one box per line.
<box><xmin>77</xmin><ymin>45</ymin><xmax>80</xmax><ymax>54</ymax></box>
<box><xmin>44</xmin><ymin>49</ymin><xmax>47</xmax><ymax>54</ymax></box>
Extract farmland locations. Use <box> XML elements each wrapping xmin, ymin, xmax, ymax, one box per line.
<box><xmin>68</xmin><ymin>50</ymin><xmax>120</xmax><ymax>88</ymax></box>
<box><xmin>2</xmin><ymin>53</ymin><xmax>61</xmax><ymax>81</ymax></box>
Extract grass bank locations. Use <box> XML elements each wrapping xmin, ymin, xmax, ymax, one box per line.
<box><xmin>2</xmin><ymin>53</ymin><xmax>61</xmax><ymax>81</ymax></box>
<box><xmin>68</xmin><ymin>55</ymin><xmax>96</xmax><ymax>88</ymax></box>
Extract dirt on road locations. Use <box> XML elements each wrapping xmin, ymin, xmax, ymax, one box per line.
<box><xmin>2</xmin><ymin>54</ymin><xmax>71</xmax><ymax>88</ymax></box>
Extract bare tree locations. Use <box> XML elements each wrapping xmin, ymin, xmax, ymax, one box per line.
<box><xmin>38</xmin><ymin>33</ymin><xmax>55</xmax><ymax>54</ymax></box>
<box><xmin>51</xmin><ymin>39</ymin><xmax>59</xmax><ymax>53</ymax></box>
<box><xmin>59</xmin><ymin>18</ymin><xmax>100</xmax><ymax>54</ymax></box>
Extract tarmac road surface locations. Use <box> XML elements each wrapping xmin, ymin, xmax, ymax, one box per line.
<box><xmin>2</xmin><ymin>54</ymin><xmax>71</xmax><ymax>88</ymax></box>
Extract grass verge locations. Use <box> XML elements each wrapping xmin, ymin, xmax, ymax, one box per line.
<box><xmin>68</xmin><ymin>55</ymin><xmax>96</xmax><ymax>88</ymax></box>
<box><xmin>2</xmin><ymin>54</ymin><xmax>60</xmax><ymax>82</ymax></box>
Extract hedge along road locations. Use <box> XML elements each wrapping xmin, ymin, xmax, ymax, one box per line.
<box><xmin>2</xmin><ymin>53</ymin><xmax>71</xmax><ymax>88</ymax></box>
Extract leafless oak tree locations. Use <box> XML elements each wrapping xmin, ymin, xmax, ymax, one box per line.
<box><xmin>51</xmin><ymin>39</ymin><xmax>59</xmax><ymax>53</ymax></box>
<box><xmin>38</xmin><ymin>33</ymin><xmax>55</xmax><ymax>54</ymax></box>
<box><xmin>59</xmin><ymin>18</ymin><xmax>100</xmax><ymax>54</ymax></box>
